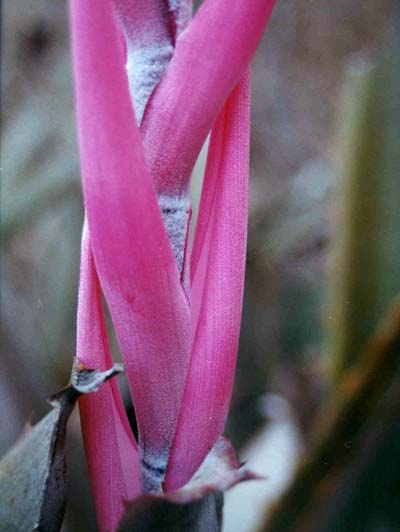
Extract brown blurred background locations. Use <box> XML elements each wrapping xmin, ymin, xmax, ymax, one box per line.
<box><xmin>2</xmin><ymin>1</ymin><xmax>399</xmax><ymax>531</ymax></box>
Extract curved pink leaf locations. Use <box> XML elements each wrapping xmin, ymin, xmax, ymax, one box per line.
<box><xmin>164</xmin><ymin>73</ymin><xmax>250</xmax><ymax>490</ymax></box>
<box><xmin>141</xmin><ymin>0</ymin><xmax>275</xmax><ymax>198</ymax></box>
<box><xmin>113</xmin><ymin>1</ymin><xmax>194</xmax><ymax>273</ymax></box>
<box><xmin>77</xmin><ymin>225</ymin><xmax>141</xmax><ymax>531</ymax></box>
<box><xmin>70</xmin><ymin>0</ymin><xmax>191</xmax><ymax>492</ymax></box>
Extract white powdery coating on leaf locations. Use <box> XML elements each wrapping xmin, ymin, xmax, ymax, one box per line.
<box><xmin>114</xmin><ymin>0</ymin><xmax>174</xmax><ymax>122</ymax></box>
<box><xmin>168</xmin><ymin>0</ymin><xmax>192</xmax><ymax>35</ymax></box>
<box><xmin>158</xmin><ymin>194</ymin><xmax>190</xmax><ymax>273</ymax></box>
<box><xmin>126</xmin><ymin>43</ymin><xmax>174</xmax><ymax>123</ymax></box>
<box><xmin>168</xmin><ymin>0</ymin><xmax>182</xmax><ymax>9</ymax></box>
<box><xmin>141</xmin><ymin>448</ymin><xmax>170</xmax><ymax>494</ymax></box>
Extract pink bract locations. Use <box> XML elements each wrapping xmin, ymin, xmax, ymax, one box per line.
<box><xmin>71</xmin><ymin>0</ymin><xmax>275</xmax><ymax>528</ymax></box>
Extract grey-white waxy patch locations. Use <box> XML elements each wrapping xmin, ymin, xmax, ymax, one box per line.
<box><xmin>168</xmin><ymin>0</ymin><xmax>193</xmax><ymax>36</ymax></box>
<box><xmin>158</xmin><ymin>194</ymin><xmax>190</xmax><ymax>274</ymax></box>
<box><xmin>140</xmin><ymin>448</ymin><xmax>169</xmax><ymax>494</ymax></box>
<box><xmin>126</xmin><ymin>43</ymin><xmax>174</xmax><ymax>124</ymax></box>
<box><xmin>114</xmin><ymin>1</ymin><xmax>174</xmax><ymax>124</ymax></box>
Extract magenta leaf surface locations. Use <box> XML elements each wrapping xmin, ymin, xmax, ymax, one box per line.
<box><xmin>70</xmin><ymin>0</ymin><xmax>276</xmax><ymax>526</ymax></box>
<box><xmin>165</xmin><ymin>73</ymin><xmax>251</xmax><ymax>490</ymax></box>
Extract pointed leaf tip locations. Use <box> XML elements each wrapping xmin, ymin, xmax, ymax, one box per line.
<box><xmin>71</xmin><ymin>358</ymin><xmax>125</xmax><ymax>395</ymax></box>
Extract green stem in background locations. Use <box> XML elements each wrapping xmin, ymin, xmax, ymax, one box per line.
<box><xmin>259</xmin><ymin>295</ymin><xmax>400</xmax><ymax>532</ymax></box>
<box><xmin>260</xmin><ymin>23</ymin><xmax>400</xmax><ymax>530</ymax></box>
<box><xmin>328</xmin><ymin>50</ymin><xmax>400</xmax><ymax>381</ymax></box>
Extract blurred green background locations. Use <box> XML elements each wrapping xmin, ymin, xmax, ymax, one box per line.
<box><xmin>1</xmin><ymin>1</ymin><xmax>399</xmax><ymax>531</ymax></box>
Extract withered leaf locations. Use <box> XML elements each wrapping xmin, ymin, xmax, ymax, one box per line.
<box><xmin>0</xmin><ymin>359</ymin><xmax>123</xmax><ymax>532</ymax></box>
<box><xmin>118</xmin><ymin>437</ymin><xmax>260</xmax><ymax>532</ymax></box>
<box><xmin>118</xmin><ymin>492</ymin><xmax>223</xmax><ymax>532</ymax></box>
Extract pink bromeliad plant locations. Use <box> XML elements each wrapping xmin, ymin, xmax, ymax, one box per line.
<box><xmin>71</xmin><ymin>0</ymin><xmax>275</xmax><ymax>529</ymax></box>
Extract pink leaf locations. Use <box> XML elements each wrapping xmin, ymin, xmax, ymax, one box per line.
<box><xmin>164</xmin><ymin>73</ymin><xmax>251</xmax><ymax>490</ymax></box>
<box><xmin>77</xmin><ymin>225</ymin><xmax>141</xmax><ymax>531</ymax></box>
<box><xmin>141</xmin><ymin>0</ymin><xmax>275</xmax><ymax>198</ymax></box>
<box><xmin>71</xmin><ymin>0</ymin><xmax>191</xmax><ymax>492</ymax></box>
